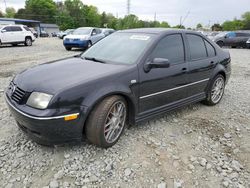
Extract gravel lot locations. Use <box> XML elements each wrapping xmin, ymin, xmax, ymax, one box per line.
<box><xmin>0</xmin><ymin>38</ymin><xmax>249</xmax><ymax>188</ymax></box>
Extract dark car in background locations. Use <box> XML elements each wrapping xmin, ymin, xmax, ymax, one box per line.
<box><xmin>246</xmin><ymin>38</ymin><xmax>250</xmax><ymax>48</ymax></box>
<box><xmin>40</xmin><ymin>30</ymin><xmax>49</xmax><ymax>37</ymax></box>
<box><xmin>57</xmin><ymin>29</ymin><xmax>74</xmax><ymax>39</ymax></box>
<box><xmin>101</xmin><ymin>28</ymin><xmax>115</xmax><ymax>36</ymax></box>
<box><xmin>5</xmin><ymin>28</ymin><xmax>231</xmax><ymax>148</ymax></box>
<box><xmin>213</xmin><ymin>31</ymin><xmax>250</xmax><ymax>48</ymax></box>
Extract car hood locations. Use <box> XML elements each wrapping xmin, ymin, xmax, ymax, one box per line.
<box><xmin>65</xmin><ymin>35</ymin><xmax>89</xmax><ymax>40</ymax></box>
<box><xmin>14</xmin><ymin>57</ymin><xmax>127</xmax><ymax>94</ymax></box>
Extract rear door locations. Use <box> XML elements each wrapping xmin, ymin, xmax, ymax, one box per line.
<box><xmin>235</xmin><ymin>32</ymin><xmax>250</xmax><ymax>47</ymax></box>
<box><xmin>11</xmin><ymin>26</ymin><xmax>24</xmax><ymax>42</ymax></box>
<box><xmin>185</xmin><ymin>33</ymin><xmax>216</xmax><ymax>97</ymax></box>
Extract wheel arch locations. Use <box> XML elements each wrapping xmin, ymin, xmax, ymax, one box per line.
<box><xmin>83</xmin><ymin>91</ymin><xmax>137</xmax><ymax>132</ymax></box>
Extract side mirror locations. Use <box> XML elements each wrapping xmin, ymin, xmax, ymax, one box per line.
<box><xmin>224</xmin><ymin>35</ymin><xmax>228</xmax><ymax>39</ymax></box>
<box><xmin>144</xmin><ymin>58</ymin><xmax>170</xmax><ymax>72</ymax></box>
<box><xmin>1</xmin><ymin>29</ymin><xmax>6</xmax><ymax>33</ymax></box>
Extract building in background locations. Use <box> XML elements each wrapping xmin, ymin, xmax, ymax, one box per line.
<box><xmin>0</xmin><ymin>18</ymin><xmax>59</xmax><ymax>36</ymax></box>
<box><xmin>40</xmin><ymin>23</ymin><xmax>59</xmax><ymax>35</ymax></box>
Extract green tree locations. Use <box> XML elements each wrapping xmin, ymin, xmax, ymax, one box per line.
<box><xmin>222</xmin><ymin>19</ymin><xmax>243</xmax><ymax>31</ymax></box>
<box><xmin>211</xmin><ymin>23</ymin><xmax>222</xmax><ymax>31</ymax></box>
<box><xmin>0</xmin><ymin>10</ymin><xmax>4</xmax><ymax>17</ymax></box>
<box><xmin>242</xmin><ymin>11</ymin><xmax>250</xmax><ymax>29</ymax></box>
<box><xmin>24</xmin><ymin>0</ymin><xmax>57</xmax><ymax>23</ymax></box>
<box><xmin>84</xmin><ymin>5</ymin><xmax>101</xmax><ymax>27</ymax></box>
<box><xmin>196</xmin><ymin>23</ymin><xmax>203</xmax><ymax>29</ymax></box>
<box><xmin>5</xmin><ymin>7</ymin><xmax>16</xmax><ymax>18</ymax></box>
<box><xmin>160</xmin><ymin>21</ymin><xmax>170</xmax><ymax>28</ymax></box>
<box><xmin>173</xmin><ymin>25</ymin><xmax>185</xmax><ymax>29</ymax></box>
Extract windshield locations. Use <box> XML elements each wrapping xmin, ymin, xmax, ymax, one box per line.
<box><xmin>82</xmin><ymin>32</ymin><xmax>154</xmax><ymax>65</ymax></box>
<box><xmin>73</xmin><ymin>28</ymin><xmax>91</xmax><ymax>35</ymax></box>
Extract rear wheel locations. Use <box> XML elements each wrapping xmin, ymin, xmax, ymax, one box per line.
<box><xmin>65</xmin><ymin>47</ymin><xmax>71</xmax><ymax>51</ymax></box>
<box><xmin>24</xmin><ymin>37</ymin><xmax>32</xmax><ymax>46</ymax></box>
<box><xmin>203</xmin><ymin>74</ymin><xmax>225</xmax><ymax>106</ymax></box>
<box><xmin>85</xmin><ymin>95</ymin><xmax>127</xmax><ymax>148</ymax></box>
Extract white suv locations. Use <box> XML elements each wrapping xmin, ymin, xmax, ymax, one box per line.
<box><xmin>0</xmin><ymin>25</ymin><xmax>35</xmax><ymax>46</ymax></box>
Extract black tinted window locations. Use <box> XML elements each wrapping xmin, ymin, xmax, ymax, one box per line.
<box><xmin>204</xmin><ymin>40</ymin><xmax>216</xmax><ymax>57</ymax></box>
<box><xmin>24</xmin><ymin>26</ymin><xmax>30</xmax><ymax>31</ymax></box>
<box><xmin>150</xmin><ymin>34</ymin><xmax>185</xmax><ymax>64</ymax></box>
<box><xmin>3</xmin><ymin>26</ymin><xmax>12</xmax><ymax>32</ymax></box>
<box><xmin>11</xmin><ymin>26</ymin><xmax>22</xmax><ymax>32</ymax></box>
<box><xmin>236</xmin><ymin>32</ymin><xmax>250</xmax><ymax>37</ymax></box>
<box><xmin>187</xmin><ymin>34</ymin><xmax>207</xmax><ymax>60</ymax></box>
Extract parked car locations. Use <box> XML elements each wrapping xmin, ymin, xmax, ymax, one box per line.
<box><xmin>57</xmin><ymin>29</ymin><xmax>74</xmax><ymax>39</ymax></box>
<box><xmin>246</xmin><ymin>38</ymin><xmax>250</xmax><ymax>49</ymax></box>
<box><xmin>213</xmin><ymin>31</ymin><xmax>250</xmax><ymax>48</ymax></box>
<box><xmin>0</xmin><ymin>25</ymin><xmax>35</xmax><ymax>46</ymax></box>
<box><xmin>51</xmin><ymin>32</ymin><xmax>57</xmax><ymax>37</ymax></box>
<box><xmin>5</xmin><ymin>29</ymin><xmax>231</xmax><ymax>148</ymax></box>
<box><xmin>40</xmin><ymin>30</ymin><xmax>49</xmax><ymax>37</ymax></box>
<box><xmin>63</xmin><ymin>27</ymin><xmax>105</xmax><ymax>50</ymax></box>
<box><xmin>101</xmin><ymin>28</ymin><xmax>115</xmax><ymax>36</ymax></box>
<box><xmin>29</xmin><ymin>27</ymin><xmax>38</xmax><ymax>38</ymax></box>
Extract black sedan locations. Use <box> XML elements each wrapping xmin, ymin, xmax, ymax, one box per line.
<box><xmin>5</xmin><ymin>28</ymin><xmax>231</xmax><ymax>148</ymax></box>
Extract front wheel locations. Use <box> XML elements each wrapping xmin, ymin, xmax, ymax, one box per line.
<box><xmin>85</xmin><ymin>96</ymin><xmax>127</xmax><ymax>148</ymax></box>
<box><xmin>24</xmin><ymin>37</ymin><xmax>32</xmax><ymax>46</ymax></box>
<box><xmin>203</xmin><ymin>75</ymin><xmax>225</xmax><ymax>106</ymax></box>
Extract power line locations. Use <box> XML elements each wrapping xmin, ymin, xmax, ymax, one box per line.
<box><xmin>127</xmin><ymin>0</ymin><xmax>130</xmax><ymax>15</ymax></box>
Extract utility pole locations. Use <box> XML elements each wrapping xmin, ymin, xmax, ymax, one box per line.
<box><xmin>3</xmin><ymin>0</ymin><xmax>7</xmax><ymax>10</ymax></box>
<box><xmin>127</xmin><ymin>0</ymin><xmax>130</xmax><ymax>15</ymax></box>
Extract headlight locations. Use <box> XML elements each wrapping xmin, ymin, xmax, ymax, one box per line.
<box><xmin>26</xmin><ymin>92</ymin><xmax>53</xmax><ymax>109</ymax></box>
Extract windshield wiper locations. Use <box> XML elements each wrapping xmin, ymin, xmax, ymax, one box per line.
<box><xmin>83</xmin><ymin>57</ymin><xmax>106</xmax><ymax>64</ymax></box>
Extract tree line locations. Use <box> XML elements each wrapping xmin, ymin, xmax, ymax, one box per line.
<box><xmin>0</xmin><ymin>0</ymin><xmax>249</xmax><ymax>31</ymax></box>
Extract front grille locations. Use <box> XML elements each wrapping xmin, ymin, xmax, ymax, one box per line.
<box><xmin>11</xmin><ymin>87</ymin><xmax>26</xmax><ymax>104</ymax></box>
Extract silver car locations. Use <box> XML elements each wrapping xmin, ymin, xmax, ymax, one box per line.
<box><xmin>63</xmin><ymin>27</ymin><xmax>105</xmax><ymax>51</ymax></box>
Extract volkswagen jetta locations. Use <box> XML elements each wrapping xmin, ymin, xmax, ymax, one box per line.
<box><xmin>5</xmin><ymin>28</ymin><xmax>231</xmax><ymax>148</ymax></box>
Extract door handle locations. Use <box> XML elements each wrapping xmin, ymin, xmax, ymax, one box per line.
<box><xmin>182</xmin><ymin>67</ymin><xmax>187</xmax><ymax>73</ymax></box>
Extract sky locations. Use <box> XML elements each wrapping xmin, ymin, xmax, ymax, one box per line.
<box><xmin>1</xmin><ymin>0</ymin><xmax>249</xmax><ymax>28</ymax></box>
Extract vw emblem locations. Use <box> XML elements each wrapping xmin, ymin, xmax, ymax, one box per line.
<box><xmin>12</xmin><ymin>85</ymin><xmax>16</xmax><ymax>94</ymax></box>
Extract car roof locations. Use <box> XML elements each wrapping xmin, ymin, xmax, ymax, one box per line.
<box><xmin>118</xmin><ymin>28</ymin><xmax>198</xmax><ymax>35</ymax></box>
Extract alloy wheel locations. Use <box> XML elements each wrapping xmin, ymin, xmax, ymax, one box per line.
<box><xmin>211</xmin><ymin>77</ymin><xmax>225</xmax><ymax>104</ymax></box>
<box><xmin>104</xmin><ymin>101</ymin><xmax>126</xmax><ymax>143</ymax></box>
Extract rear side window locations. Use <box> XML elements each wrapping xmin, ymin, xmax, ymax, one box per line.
<box><xmin>187</xmin><ymin>34</ymin><xmax>207</xmax><ymax>60</ymax></box>
<box><xmin>236</xmin><ymin>33</ymin><xmax>250</xmax><ymax>37</ymax></box>
<box><xmin>11</xmin><ymin>26</ymin><xmax>22</xmax><ymax>32</ymax></box>
<box><xmin>204</xmin><ymin>40</ymin><xmax>216</xmax><ymax>57</ymax></box>
<box><xmin>23</xmin><ymin>26</ymin><xmax>30</xmax><ymax>31</ymax></box>
<box><xmin>150</xmin><ymin>34</ymin><xmax>185</xmax><ymax>64</ymax></box>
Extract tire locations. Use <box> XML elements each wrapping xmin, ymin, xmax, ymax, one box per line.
<box><xmin>216</xmin><ymin>41</ymin><xmax>224</xmax><ymax>48</ymax></box>
<box><xmin>65</xmin><ymin>47</ymin><xmax>71</xmax><ymax>51</ymax></box>
<box><xmin>24</xmin><ymin>37</ymin><xmax>32</xmax><ymax>46</ymax></box>
<box><xmin>87</xmin><ymin>41</ymin><xmax>92</xmax><ymax>48</ymax></box>
<box><xmin>203</xmin><ymin>74</ymin><xmax>225</xmax><ymax>106</ymax></box>
<box><xmin>85</xmin><ymin>95</ymin><xmax>127</xmax><ymax>148</ymax></box>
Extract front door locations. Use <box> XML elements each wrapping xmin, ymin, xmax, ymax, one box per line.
<box><xmin>1</xmin><ymin>26</ymin><xmax>14</xmax><ymax>43</ymax></box>
<box><xmin>139</xmin><ymin>34</ymin><xmax>189</xmax><ymax>114</ymax></box>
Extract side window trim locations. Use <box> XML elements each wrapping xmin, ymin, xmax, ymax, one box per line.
<box><xmin>204</xmin><ymin>39</ymin><xmax>217</xmax><ymax>57</ymax></box>
<box><xmin>147</xmin><ymin>33</ymin><xmax>186</xmax><ymax>65</ymax></box>
<box><xmin>186</xmin><ymin>33</ymin><xmax>210</xmax><ymax>61</ymax></box>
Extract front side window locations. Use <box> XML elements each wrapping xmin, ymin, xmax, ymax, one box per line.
<box><xmin>82</xmin><ymin>32</ymin><xmax>155</xmax><ymax>64</ymax></box>
<box><xmin>187</xmin><ymin>34</ymin><xmax>207</xmax><ymax>60</ymax></box>
<box><xmin>149</xmin><ymin>34</ymin><xmax>185</xmax><ymax>64</ymax></box>
<box><xmin>3</xmin><ymin>26</ymin><xmax>12</xmax><ymax>32</ymax></box>
<box><xmin>11</xmin><ymin>26</ymin><xmax>22</xmax><ymax>32</ymax></box>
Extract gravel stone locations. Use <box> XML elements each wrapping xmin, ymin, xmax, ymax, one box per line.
<box><xmin>157</xmin><ymin>182</ymin><xmax>167</xmax><ymax>188</ymax></box>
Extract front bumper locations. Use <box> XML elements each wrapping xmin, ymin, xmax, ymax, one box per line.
<box><xmin>5</xmin><ymin>94</ymin><xmax>86</xmax><ymax>145</ymax></box>
<box><xmin>63</xmin><ymin>39</ymin><xmax>88</xmax><ymax>48</ymax></box>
